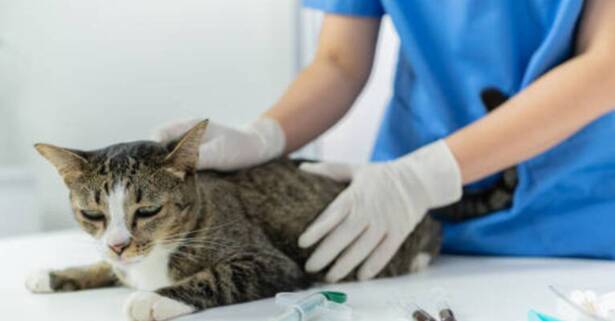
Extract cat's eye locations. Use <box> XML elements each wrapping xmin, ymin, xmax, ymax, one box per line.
<box><xmin>80</xmin><ymin>210</ymin><xmax>105</xmax><ymax>221</ymax></box>
<box><xmin>135</xmin><ymin>206</ymin><xmax>162</xmax><ymax>219</ymax></box>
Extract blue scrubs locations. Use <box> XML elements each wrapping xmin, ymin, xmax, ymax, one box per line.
<box><xmin>304</xmin><ymin>0</ymin><xmax>615</xmax><ymax>259</ymax></box>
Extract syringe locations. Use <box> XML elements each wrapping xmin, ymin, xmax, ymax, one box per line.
<box><xmin>269</xmin><ymin>291</ymin><xmax>348</xmax><ymax>321</ymax></box>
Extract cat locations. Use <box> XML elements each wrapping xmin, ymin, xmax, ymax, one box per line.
<box><xmin>26</xmin><ymin>89</ymin><xmax>516</xmax><ymax>321</ymax></box>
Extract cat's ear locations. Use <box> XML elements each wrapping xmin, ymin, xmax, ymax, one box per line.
<box><xmin>163</xmin><ymin>119</ymin><xmax>208</xmax><ymax>179</ymax></box>
<box><xmin>34</xmin><ymin>144</ymin><xmax>88</xmax><ymax>183</ymax></box>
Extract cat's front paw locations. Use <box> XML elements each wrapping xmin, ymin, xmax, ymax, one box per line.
<box><xmin>124</xmin><ymin>291</ymin><xmax>195</xmax><ymax>321</ymax></box>
<box><xmin>25</xmin><ymin>270</ymin><xmax>54</xmax><ymax>294</ymax></box>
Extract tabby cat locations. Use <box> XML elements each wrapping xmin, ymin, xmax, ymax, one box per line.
<box><xmin>26</xmin><ymin>89</ymin><xmax>515</xmax><ymax>321</ymax></box>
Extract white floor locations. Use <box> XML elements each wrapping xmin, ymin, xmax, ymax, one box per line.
<box><xmin>4</xmin><ymin>230</ymin><xmax>615</xmax><ymax>321</ymax></box>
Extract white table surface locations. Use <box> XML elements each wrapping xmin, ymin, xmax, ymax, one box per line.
<box><xmin>3</xmin><ymin>230</ymin><xmax>615</xmax><ymax>321</ymax></box>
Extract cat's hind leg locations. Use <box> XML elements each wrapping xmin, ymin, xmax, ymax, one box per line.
<box><xmin>26</xmin><ymin>262</ymin><xmax>118</xmax><ymax>293</ymax></box>
<box><xmin>369</xmin><ymin>217</ymin><xmax>442</xmax><ymax>279</ymax></box>
<box><xmin>407</xmin><ymin>217</ymin><xmax>441</xmax><ymax>273</ymax></box>
<box><xmin>410</xmin><ymin>252</ymin><xmax>433</xmax><ymax>273</ymax></box>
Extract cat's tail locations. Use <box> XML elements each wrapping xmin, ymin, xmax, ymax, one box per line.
<box><xmin>431</xmin><ymin>88</ymin><xmax>518</xmax><ymax>222</ymax></box>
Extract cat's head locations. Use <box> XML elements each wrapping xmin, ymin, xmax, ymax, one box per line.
<box><xmin>35</xmin><ymin>120</ymin><xmax>208</xmax><ymax>267</ymax></box>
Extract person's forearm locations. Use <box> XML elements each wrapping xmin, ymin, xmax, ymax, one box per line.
<box><xmin>263</xmin><ymin>16</ymin><xmax>381</xmax><ymax>153</ymax></box>
<box><xmin>447</xmin><ymin>52</ymin><xmax>615</xmax><ymax>184</ymax></box>
<box><xmin>264</xmin><ymin>57</ymin><xmax>368</xmax><ymax>153</ymax></box>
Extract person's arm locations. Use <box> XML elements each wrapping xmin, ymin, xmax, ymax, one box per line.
<box><xmin>298</xmin><ymin>0</ymin><xmax>615</xmax><ymax>283</ymax></box>
<box><xmin>447</xmin><ymin>0</ymin><xmax>615</xmax><ymax>184</ymax></box>
<box><xmin>153</xmin><ymin>15</ymin><xmax>381</xmax><ymax>171</ymax></box>
<box><xmin>265</xmin><ymin>15</ymin><xmax>381</xmax><ymax>152</ymax></box>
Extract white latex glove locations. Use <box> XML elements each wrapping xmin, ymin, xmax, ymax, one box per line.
<box><xmin>152</xmin><ymin>117</ymin><xmax>285</xmax><ymax>171</ymax></box>
<box><xmin>298</xmin><ymin>140</ymin><xmax>462</xmax><ymax>282</ymax></box>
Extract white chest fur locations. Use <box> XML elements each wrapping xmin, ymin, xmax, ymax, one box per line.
<box><xmin>115</xmin><ymin>245</ymin><xmax>174</xmax><ymax>291</ymax></box>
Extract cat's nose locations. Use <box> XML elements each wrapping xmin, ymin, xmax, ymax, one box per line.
<box><xmin>108</xmin><ymin>241</ymin><xmax>130</xmax><ymax>255</ymax></box>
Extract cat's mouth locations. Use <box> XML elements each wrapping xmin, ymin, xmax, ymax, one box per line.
<box><xmin>106</xmin><ymin>254</ymin><xmax>144</xmax><ymax>266</ymax></box>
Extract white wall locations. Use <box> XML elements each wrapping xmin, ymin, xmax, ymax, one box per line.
<box><xmin>0</xmin><ymin>0</ymin><xmax>299</xmax><ymax>233</ymax></box>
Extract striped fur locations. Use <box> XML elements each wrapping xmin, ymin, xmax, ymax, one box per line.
<box><xmin>32</xmin><ymin>88</ymin><xmax>516</xmax><ymax>319</ymax></box>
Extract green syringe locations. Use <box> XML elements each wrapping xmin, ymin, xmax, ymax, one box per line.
<box><xmin>269</xmin><ymin>291</ymin><xmax>350</xmax><ymax>321</ymax></box>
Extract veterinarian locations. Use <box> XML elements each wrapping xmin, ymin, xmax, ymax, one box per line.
<box><xmin>156</xmin><ymin>0</ymin><xmax>615</xmax><ymax>282</ymax></box>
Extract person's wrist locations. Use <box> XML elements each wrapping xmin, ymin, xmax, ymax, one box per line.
<box><xmin>393</xmin><ymin>139</ymin><xmax>462</xmax><ymax>208</ymax></box>
<box><xmin>246</xmin><ymin>116</ymin><xmax>286</xmax><ymax>160</ymax></box>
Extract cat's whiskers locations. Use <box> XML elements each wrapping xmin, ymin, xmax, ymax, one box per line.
<box><xmin>157</xmin><ymin>236</ymin><xmax>238</xmax><ymax>247</ymax></box>
<box><xmin>157</xmin><ymin>237</ymin><xmax>234</xmax><ymax>245</ymax></box>
<box><xmin>155</xmin><ymin>239</ymin><xmax>241</xmax><ymax>251</ymax></box>
<box><xmin>161</xmin><ymin>219</ymin><xmax>241</xmax><ymax>240</ymax></box>
<box><xmin>170</xmin><ymin>250</ymin><xmax>201</xmax><ymax>264</ymax></box>
<box><xmin>147</xmin><ymin>236</ymin><xmax>231</xmax><ymax>250</ymax></box>
<box><xmin>168</xmin><ymin>243</ymin><xmax>242</xmax><ymax>264</ymax></box>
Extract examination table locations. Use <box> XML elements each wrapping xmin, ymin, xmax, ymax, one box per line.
<box><xmin>3</xmin><ymin>230</ymin><xmax>614</xmax><ymax>321</ymax></box>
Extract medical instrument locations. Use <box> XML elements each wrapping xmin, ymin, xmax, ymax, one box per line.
<box><xmin>438</xmin><ymin>304</ymin><xmax>457</xmax><ymax>321</ymax></box>
<box><xmin>550</xmin><ymin>285</ymin><xmax>615</xmax><ymax>321</ymax></box>
<box><xmin>393</xmin><ymin>300</ymin><xmax>436</xmax><ymax>321</ymax></box>
<box><xmin>391</xmin><ymin>288</ymin><xmax>459</xmax><ymax>321</ymax></box>
<box><xmin>528</xmin><ymin>310</ymin><xmax>564</xmax><ymax>321</ymax></box>
<box><xmin>269</xmin><ymin>291</ymin><xmax>351</xmax><ymax>321</ymax></box>
<box><xmin>409</xmin><ymin>303</ymin><xmax>437</xmax><ymax>321</ymax></box>
<box><xmin>433</xmin><ymin>289</ymin><xmax>457</xmax><ymax>321</ymax></box>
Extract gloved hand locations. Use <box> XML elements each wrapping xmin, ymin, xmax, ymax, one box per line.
<box><xmin>298</xmin><ymin>140</ymin><xmax>462</xmax><ymax>282</ymax></box>
<box><xmin>152</xmin><ymin>117</ymin><xmax>286</xmax><ymax>171</ymax></box>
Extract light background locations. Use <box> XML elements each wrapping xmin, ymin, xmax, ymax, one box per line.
<box><xmin>0</xmin><ymin>1</ymin><xmax>399</xmax><ymax>237</ymax></box>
